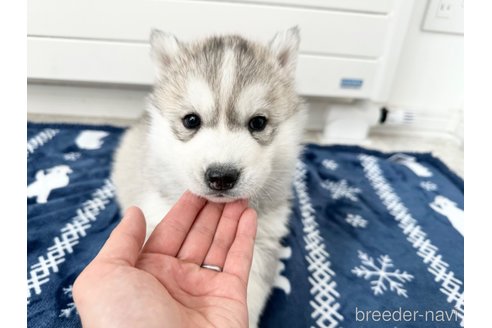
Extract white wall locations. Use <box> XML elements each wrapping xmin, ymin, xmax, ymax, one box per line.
<box><xmin>381</xmin><ymin>0</ymin><xmax>463</xmax><ymax>135</ymax></box>
<box><xmin>321</xmin><ymin>0</ymin><xmax>463</xmax><ymax>144</ymax></box>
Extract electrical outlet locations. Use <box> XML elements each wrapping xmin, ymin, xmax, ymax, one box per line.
<box><xmin>435</xmin><ymin>0</ymin><xmax>453</xmax><ymax>18</ymax></box>
<box><xmin>422</xmin><ymin>0</ymin><xmax>464</xmax><ymax>35</ymax></box>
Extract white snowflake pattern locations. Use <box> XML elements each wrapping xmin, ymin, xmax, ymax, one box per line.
<box><xmin>59</xmin><ymin>284</ymin><xmax>78</xmax><ymax>318</ymax></box>
<box><xmin>345</xmin><ymin>214</ymin><xmax>368</xmax><ymax>228</ymax></box>
<box><xmin>420</xmin><ymin>181</ymin><xmax>438</xmax><ymax>191</ymax></box>
<box><xmin>59</xmin><ymin>303</ymin><xmax>77</xmax><ymax>318</ymax></box>
<box><xmin>63</xmin><ymin>152</ymin><xmax>81</xmax><ymax>161</ymax></box>
<box><xmin>321</xmin><ymin>179</ymin><xmax>361</xmax><ymax>201</ymax></box>
<box><xmin>62</xmin><ymin>285</ymin><xmax>73</xmax><ymax>296</ymax></box>
<box><xmin>322</xmin><ymin>159</ymin><xmax>338</xmax><ymax>171</ymax></box>
<box><xmin>352</xmin><ymin>251</ymin><xmax>414</xmax><ymax>298</ymax></box>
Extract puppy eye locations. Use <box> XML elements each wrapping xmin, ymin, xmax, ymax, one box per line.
<box><xmin>248</xmin><ymin>116</ymin><xmax>268</xmax><ymax>132</ymax></box>
<box><xmin>182</xmin><ymin>114</ymin><xmax>201</xmax><ymax>129</ymax></box>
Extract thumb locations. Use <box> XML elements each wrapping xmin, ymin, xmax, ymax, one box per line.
<box><xmin>96</xmin><ymin>206</ymin><xmax>147</xmax><ymax>266</ymax></box>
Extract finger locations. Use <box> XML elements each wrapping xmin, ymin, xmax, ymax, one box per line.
<box><xmin>223</xmin><ymin>208</ymin><xmax>257</xmax><ymax>286</ymax></box>
<box><xmin>143</xmin><ymin>191</ymin><xmax>207</xmax><ymax>256</ymax></box>
<box><xmin>176</xmin><ymin>202</ymin><xmax>225</xmax><ymax>265</ymax></box>
<box><xmin>202</xmin><ymin>199</ymin><xmax>248</xmax><ymax>268</ymax></box>
<box><xmin>96</xmin><ymin>206</ymin><xmax>146</xmax><ymax>266</ymax></box>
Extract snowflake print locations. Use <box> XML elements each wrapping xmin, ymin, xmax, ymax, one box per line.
<box><xmin>59</xmin><ymin>303</ymin><xmax>77</xmax><ymax>318</ymax></box>
<box><xmin>321</xmin><ymin>179</ymin><xmax>361</xmax><ymax>201</ymax></box>
<box><xmin>62</xmin><ymin>285</ymin><xmax>73</xmax><ymax>297</ymax></box>
<box><xmin>59</xmin><ymin>284</ymin><xmax>78</xmax><ymax>318</ymax></box>
<box><xmin>420</xmin><ymin>181</ymin><xmax>437</xmax><ymax>191</ymax></box>
<box><xmin>322</xmin><ymin>159</ymin><xmax>338</xmax><ymax>171</ymax></box>
<box><xmin>63</xmin><ymin>152</ymin><xmax>81</xmax><ymax>161</ymax></box>
<box><xmin>352</xmin><ymin>251</ymin><xmax>414</xmax><ymax>298</ymax></box>
<box><xmin>345</xmin><ymin>214</ymin><xmax>368</xmax><ymax>228</ymax></box>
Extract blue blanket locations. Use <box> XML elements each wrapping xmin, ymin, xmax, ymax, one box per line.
<box><xmin>27</xmin><ymin>122</ymin><xmax>464</xmax><ymax>327</ymax></box>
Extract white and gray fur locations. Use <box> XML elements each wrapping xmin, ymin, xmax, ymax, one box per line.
<box><xmin>111</xmin><ymin>26</ymin><xmax>306</xmax><ymax>327</ymax></box>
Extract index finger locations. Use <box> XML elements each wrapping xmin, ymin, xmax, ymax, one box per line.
<box><xmin>223</xmin><ymin>208</ymin><xmax>257</xmax><ymax>286</ymax></box>
<box><xmin>143</xmin><ymin>191</ymin><xmax>207</xmax><ymax>256</ymax></box>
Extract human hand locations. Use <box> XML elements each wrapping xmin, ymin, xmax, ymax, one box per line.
<box><xmin>73</xmin><ymin>191</ymin><xmax>257</xmax><ymax>328</ymax></box>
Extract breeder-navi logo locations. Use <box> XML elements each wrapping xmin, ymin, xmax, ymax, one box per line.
<box><xmin>355</xmin><ymin>307</ymin><xmax>460</xmax><ymax>324</ymax></box>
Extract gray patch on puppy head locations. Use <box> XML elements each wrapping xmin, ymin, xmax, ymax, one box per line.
<box><xmin>200</xmin><ymin>37</ymin><xmax>225</xmax><ymax>89</ymax></box>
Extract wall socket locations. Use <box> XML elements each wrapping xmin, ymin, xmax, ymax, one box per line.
<box><xmin>422</xmin><ymin>0</ymin><xmax>464</xmax><ymax>35</ymax></box>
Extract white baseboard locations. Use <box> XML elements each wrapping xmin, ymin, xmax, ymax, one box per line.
<box><xmin>371</xmin><ymin>126</ymin><xmax>462</xmax><ymax>145</ymax></box>
<box><xmin>371</xmin><ymin>108</ymin><xmax>463</xmax><ymax>147</ymax></box>
<box><xmin>28</xmin><ymin>82</ymin><xmax>148</xmax><ymax>120</ymax></box>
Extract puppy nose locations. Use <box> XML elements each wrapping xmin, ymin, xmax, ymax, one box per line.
<box><xmin>205</xmin><ymin>165</ymin><xmax>240</xmax><ymax>191</ymax></box>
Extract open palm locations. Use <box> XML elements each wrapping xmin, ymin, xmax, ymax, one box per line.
<box><xmin>73</xmin><ymin>192</ymin><xmax>257</xmax><ymax>328</ymax></box>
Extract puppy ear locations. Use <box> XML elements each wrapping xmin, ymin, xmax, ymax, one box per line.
<box><xmin>150</xmin><ymin>29</ymin><xmax>181</xmax><ymax>74</ymax></box>
<box><xmin>269</xmin><ymin>26</ymin><xmax>300</xmax><ymax>78</ymax></box>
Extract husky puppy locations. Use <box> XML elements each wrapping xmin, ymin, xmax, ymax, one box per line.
<box><xmin>111</xmin><ymin>26</ymin><xmax>306</xmax><ymax>327</ymax></box>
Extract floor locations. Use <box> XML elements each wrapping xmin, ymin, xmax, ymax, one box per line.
<box><xmin>302</xmin><ymin>130</ymin><xmax>464</xmax><ymax>178</ymax></box>
<box><xmin>365</xmin><ymin>133</ymin><xmax>463</xmax><ymax>178</ymax></box>
<box><xmin>28</xmin><ymin>113</ymin><xmax>464</xmax><ymax>178</ymax></box>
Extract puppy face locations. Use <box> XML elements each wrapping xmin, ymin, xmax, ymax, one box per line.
<box><xmin>147</xmin><ymin>28</ymin><xmax>303</xmax><ymax>202</ymax></box>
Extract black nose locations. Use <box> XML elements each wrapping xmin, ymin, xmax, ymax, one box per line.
<box><xmin>205</xmin><ymin>165</ymin><xmax>240</xmax><ymax>191</ymax></box>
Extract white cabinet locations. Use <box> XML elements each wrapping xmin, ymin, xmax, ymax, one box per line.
<box><xmin>28</xmin><ymin>0</ymin><xmax>414</xmax><ymax>100</ymax></box>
